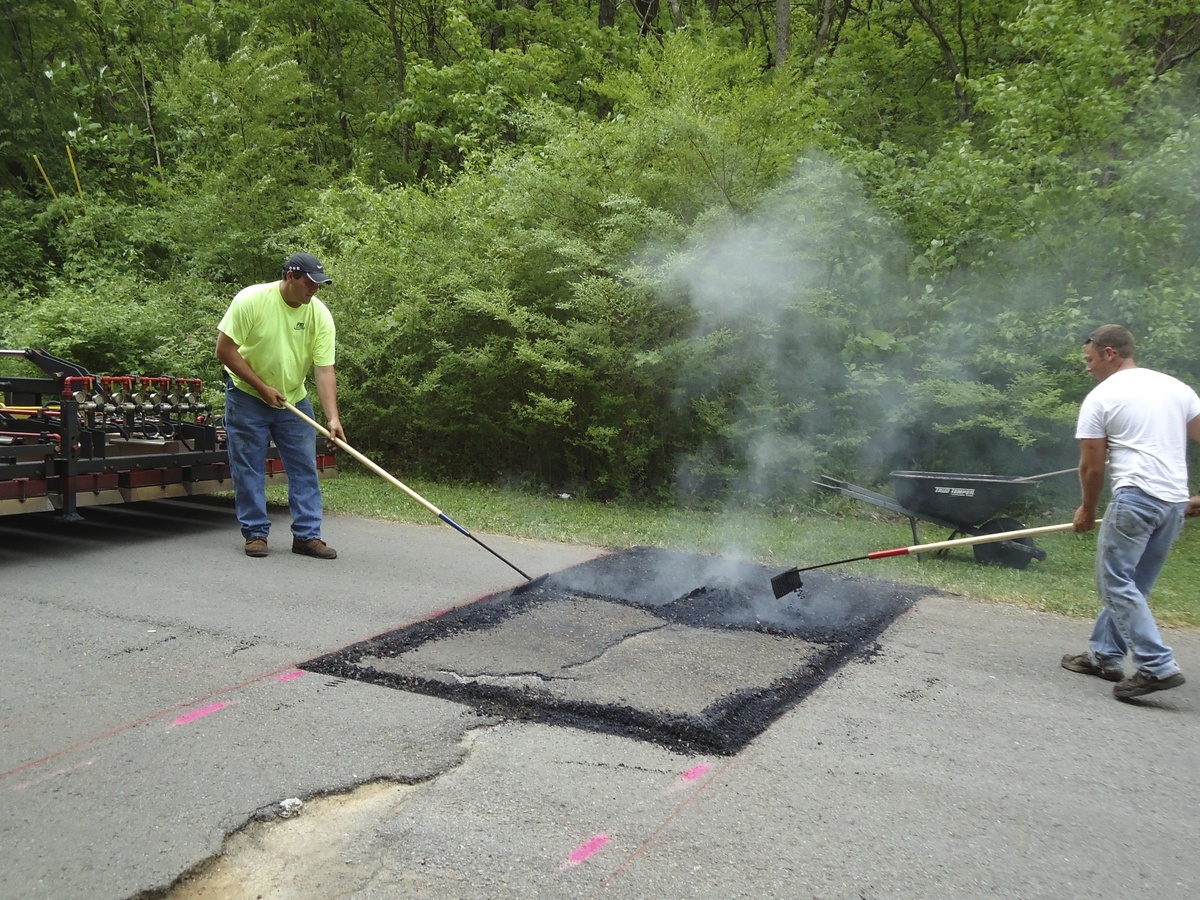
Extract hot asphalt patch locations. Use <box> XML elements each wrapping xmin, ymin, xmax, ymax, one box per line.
<box><xmin>302</xmin><ymin>547</ymin><xmax>933</xmax><ymax>754</ymax></box>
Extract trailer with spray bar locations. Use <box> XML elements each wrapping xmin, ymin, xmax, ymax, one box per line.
<box><xmin>0</xmin><ymin>348</ymin><xmax>337</xmax><ymax>519</ymax></box>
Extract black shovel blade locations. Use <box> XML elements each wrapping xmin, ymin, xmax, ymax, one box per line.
<box><xmin>771</xmin><ymin>567</ymin><xmax>804</xmax><ymax>599</ymax></box>
<box><xmin>510</xmin><ymin>572</ymin><xmax>550</xmax><ymax>595</ymax></box>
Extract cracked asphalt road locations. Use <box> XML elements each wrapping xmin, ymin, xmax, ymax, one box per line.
<box><xmin>3</xmin><ymin>499</ymin><xmax>1200</xmax><ymax>899</ymax></box>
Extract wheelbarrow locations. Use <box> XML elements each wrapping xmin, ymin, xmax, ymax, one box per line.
<box><xmin>813</xmin><ymin>468</ymin><xmax>1076</xmax><ymax>570</ymax></box>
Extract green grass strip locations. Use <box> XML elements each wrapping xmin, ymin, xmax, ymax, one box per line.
<box><xmin>271</xmin><ymin>471</ymin><xmax>1200</xmax><ymax>628</ymax></box>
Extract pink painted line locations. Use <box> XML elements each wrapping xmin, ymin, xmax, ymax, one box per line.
<box><xmin>173</xmin><ymin>702</ymin><xmax>227</xmax><ymax>726</ymax></box>
<box><xmin>10</xmin><ymin>758</ymin><xmax>96</xmax><ymax>792</ymax></box>
<box><xmin>567</xmin><ymin>834</ymin><xmax>610</xmax><ymax>866</ymax></box>
<box><xmin>277</xmin><ymin>671</ymin><xmax>305</xmax><ymax>682</ymax></box>
<box><xmin>681</xmin><ymin>763</ymin><xmax>710</xmax><ymax>782</ymax></box>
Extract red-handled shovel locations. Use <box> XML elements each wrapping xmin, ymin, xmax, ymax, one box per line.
<box><xmin>770</xmin><ymin>520</ymin><xmax>1099</xmax><ymax>599</ymax></box>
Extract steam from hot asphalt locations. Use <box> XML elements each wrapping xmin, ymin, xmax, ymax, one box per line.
<box><xmin>632</xmin><ymin>153</ymin><xmax>1077</xmax><ymax>601</ymax></box>
<box><xmin>664</xmin><ymin>153</ymin><xmax>917</xmax><ymax>506</ymax></box>
<box><xmin>543</xmin><ymin>546</ymin><xmax>914</xmax><ymax>640</ymax></box>
<box><xmin>654</xmin><ymin>152</ymin><xmax>1106</xmax><ymax>509</ymax></box>
<box><xmin>654</xmin><ymin>155</ymin><xmax>920</xmax><ymax>600</ymax></box>
<box><xmin>554</xmin><ymin>143</ymin><xmax>1199</xmax><ymax>641</ymax></box>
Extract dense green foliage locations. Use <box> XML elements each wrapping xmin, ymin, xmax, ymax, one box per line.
<box><xmin>3</xmin><ymin>0</ymin><xmax>1199</xmax><ymax>504</ymax></box>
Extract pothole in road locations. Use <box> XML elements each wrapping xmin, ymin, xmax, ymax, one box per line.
<box><xmin>302</xmin><ymin>547</ymin><xmax>930</xmax><ymax>755</ymax></box>
<box><xmin>164</xmin><ymin>780</ymin><xmax>416</xmax><ymax>899</ymax></box>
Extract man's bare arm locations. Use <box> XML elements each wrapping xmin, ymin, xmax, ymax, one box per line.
<box><xmin>1074</xmin><ymin>437</ymin><xmax>1107</xmax><ymax>532</ymax></box>
<box><xmin>313</xmin><ymin>365</ymin><xmax>345</xmax><ymax>442</ymax></box>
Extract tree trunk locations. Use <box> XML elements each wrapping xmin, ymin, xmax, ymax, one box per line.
<box><xmin>599</xmin><ymin>0</ymin><xmax>616</xmax><ymax>29</ymax></box>
<box><xmin>133</xmin><ymin>56</ymin><xmax>163</xmax><ymax>171</ymax></box>
<box><xmin>815</xmin><ymin>0</ymin><xmax>836</xmax><ymax>51</ymax></box>
<box><xmin>909</xmin><ymin>0</ymin><xmax>971</xmax><ymax>120</ymax></box>
<box><xmin>1152</xmin><ymin>13</ymin><xmax>1200</xmax><ymax>77</ymax></box>
<box><xmin>666</xmin><ymin>0</ymin><xmax>683</xmax><ymax>29</ymax></box>
<box><xmin>815</xmin><ymin>0</ymin><xmax>852</xmax><ymax>53</ymax></box>
<box><xmin>775</xmin><ymin>0</ymin><xmax>790</xmax><ymax>68</ymax></box>
<box><xmin>380</xmin><ymin>0</ymin><xmax>410</xmax><ymax>162</ymax></box>
<box><xmin>632</xmin><ymin>0</ymin><xmax>661</xmax><ymax>39</ymax></box>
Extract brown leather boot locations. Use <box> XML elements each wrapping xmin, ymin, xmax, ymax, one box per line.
<box><xmin>291</xmin><ymin>537</ymin><xmax>337</xmax><ymax>559</ymax></box>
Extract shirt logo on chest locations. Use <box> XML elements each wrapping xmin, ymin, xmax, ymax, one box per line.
<box><xmin>294</xmin><ymin>321</ymin><xmax>306</xmax><ymax>330</ymax></box>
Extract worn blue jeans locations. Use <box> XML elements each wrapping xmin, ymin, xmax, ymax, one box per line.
<box><xmin>224</xmin><ymin>383</ymin><xmax>323</xmax><ymax>542</ymax></box>
<box><xmin>1089</xmin><ymin>486</ymin><xmax>1185</xmax><ymax>678</ymax></box>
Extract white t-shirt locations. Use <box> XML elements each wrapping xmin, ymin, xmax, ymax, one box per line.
<box><xmin>1076</xmin><ymin>366</ymin><xmax>1200</xmax><ymax>503</ymax></box>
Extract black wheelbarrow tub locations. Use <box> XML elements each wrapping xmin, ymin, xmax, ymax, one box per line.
<box><xmin>890</xmin><ymin>471</ymin><xmax>1038</xmax><ymax>529</ymax></box>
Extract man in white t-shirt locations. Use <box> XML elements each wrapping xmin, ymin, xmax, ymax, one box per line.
<box><xmin>1062</xmin><ymin>325</ymin><xmax>1200</xmax><ymax>700</ymax></box>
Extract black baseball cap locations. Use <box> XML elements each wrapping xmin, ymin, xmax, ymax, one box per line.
<box><xmin>283</xmin><ymin>252</ymin><xmax>333</xmax><ymax>284</ymax></box>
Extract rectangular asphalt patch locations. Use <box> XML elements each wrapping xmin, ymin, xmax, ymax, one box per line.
<box><xmin>302</xmin><ymin>547</ymin><xmax>933</xmax><ymax>754</ymax></box>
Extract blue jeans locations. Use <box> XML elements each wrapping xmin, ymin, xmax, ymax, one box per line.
<box><xmin>224</xmin><ymin>383</ymin><xmax>324</xmax><ymax>542</ymax></box>
<box><xmin>1089</xmin><ymin>486</ymin><xmax>1185</xmax><ymax>678</ymax></box>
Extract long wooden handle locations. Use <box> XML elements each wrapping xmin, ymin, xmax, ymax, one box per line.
<box><xmin>868</xmin><ymin>520</ymin><xmax>1100</xmax><ymax>559</ymax></box>
<box><xmin>282</xmin><ymin>402</ymin><xmax>534</xmax><ymax>580</ymax></box>
<box><xmin>282</xmin><ymin>401</ymin><xmax>442</xmax><ymax>518</ymax></box>
<box><xmin>1013</xmin><ymin>467</ymin><xmax>1078</xmax><ymax>483</ymax></box>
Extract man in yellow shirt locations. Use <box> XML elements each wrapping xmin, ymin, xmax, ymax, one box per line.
<box><xmin>216</xmin><ymin>252</ymin><xmax>344</xmax><ymax>559</ymax></box>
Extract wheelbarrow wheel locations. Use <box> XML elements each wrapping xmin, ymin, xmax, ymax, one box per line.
<box><xmin>972</xmin><ymin>517</ymin><xmax>1045</xmax><ymax>570</ymax></box>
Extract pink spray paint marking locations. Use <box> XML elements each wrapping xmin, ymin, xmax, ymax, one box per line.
<box><xmin>567</xmin><ymin>834</ymin><xmax>610</xmax><ymax>866</ymax></box>
<box><xmin>10</xmin><ymin>758</ymin><xmax>96</xmax><ymax>792</ymax></box>
<box><xmin>277</xmin><ymin>671</ymin><xmax>305</xmax><ymax>682</ymax></box>
<box><xmin>658</xmin><ymin>761</ymin><xmax>712</xmax><ymax>798</ymax></box>
<box><xmin>173</xmin><ymin>702</ymin><xmax>227</xmax><ymax>726</ymax></box>
<box><xmin>681</xmin><ymin>763</ymin><xmax>710</xmax><ymax>782</ymax></box>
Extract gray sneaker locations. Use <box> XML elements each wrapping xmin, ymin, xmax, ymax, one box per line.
<box><xmin>1113</xmin><ymin>670</ymin><xmax>1186</xmax><ymax>701</ymax></box>
<box><xmin>1061</xmin><ymin>652</ymin><xmax>1124</xmax><ymax>682</ymax></box>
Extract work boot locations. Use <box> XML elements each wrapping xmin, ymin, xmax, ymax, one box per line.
<box><xmin>1061</xmin><ymin>652</ymin><xmax>1124</xmax><ymax>682</ymax></box>
<box><xmin>292</xmin><ymin>537</ymin><xmax>337</xmax><ymax>559</ymax></box>
<box><xmin>244</xmin><ymin>537</ymin><xmax>268</xmax><ymax>558</ymax></box>
<box><xmin>1113</xmin><ymin>670</ymin><xmax>1186</xmax><ymax>701</ymax></box>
